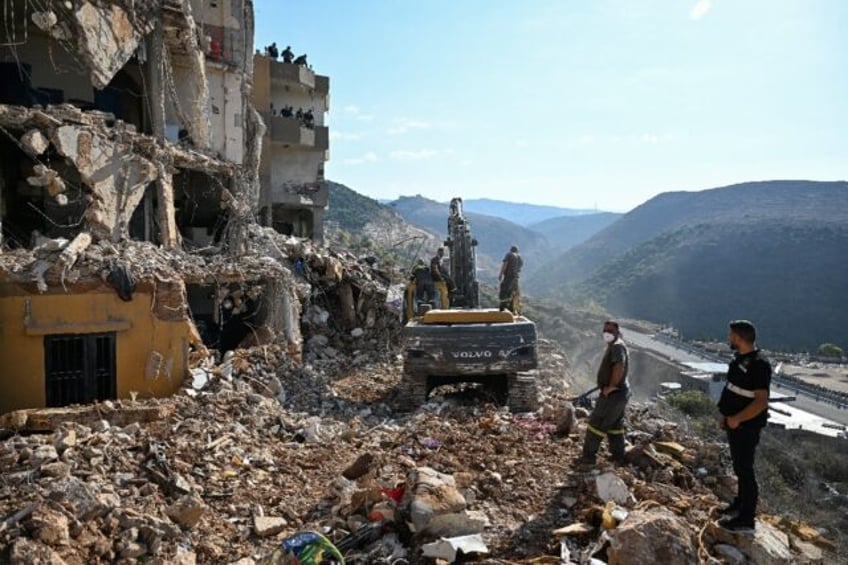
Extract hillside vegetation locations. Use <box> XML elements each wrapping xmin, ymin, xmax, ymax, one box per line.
<box><xmin>528</xmin><ymin>180</ymin><xmax>848</xmax><ymax>351</ymax></box>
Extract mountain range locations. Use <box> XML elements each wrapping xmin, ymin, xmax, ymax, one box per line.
<box><xmin>526</xmin><ymin>180</ymin><xmax>848</xmax><ymax>350</ymax></box>
<box><xmin>326</xmin><ymin>179</ymin><xmax>848</xmax><ymax>351</ymax></box>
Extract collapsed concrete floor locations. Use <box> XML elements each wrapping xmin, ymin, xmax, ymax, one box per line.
<box><xmin>0</xmin><ymin>329</ymin><xmax>840</xmax><ymax>564</ymax></box>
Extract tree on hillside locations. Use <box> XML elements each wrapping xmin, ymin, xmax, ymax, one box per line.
<box><xmin>817</xmin><ymin>343</ymin><xmax>844</xmax><ymax>358</ymax></box>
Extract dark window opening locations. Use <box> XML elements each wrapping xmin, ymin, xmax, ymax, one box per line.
<box><xmin>0</xmin><ymin>133</ymin><xmax>85</xmax><ymax>249</ymax></box>
<box><xmin>174</xmin><ymin>171</ymin><xmax>228</xmax><ymax>248</ymax></box>
<box><xmin>44</xmin><ymin>333</ymin><xmax>117</xmax><ymax>407</ymax></box>
<box><xmin>271</xmin><ymin>205</ymin><xmax>314</xmax><ymax>239</ymax></box>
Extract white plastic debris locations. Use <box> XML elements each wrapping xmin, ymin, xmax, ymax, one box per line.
<box><xmin>421</xmin><ymin>534</ymin><xmax>489</xmax><ymax>562</ymax></box>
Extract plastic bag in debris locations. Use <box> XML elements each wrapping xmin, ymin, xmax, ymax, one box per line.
<box><xmin>260</xmin><ymin>531</ymin><xmax>345</xmax><ymax>564</ymax></box>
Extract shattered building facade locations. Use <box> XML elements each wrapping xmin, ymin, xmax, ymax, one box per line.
<box><xmin>252</xmin><ymin>53</ymin><xmax>330</xmax><ymax>242</ymax></box>
<box><xmin>0</xmin><ymin>1</ymin><xmax>352</xmax><ymax>414</ymax></box>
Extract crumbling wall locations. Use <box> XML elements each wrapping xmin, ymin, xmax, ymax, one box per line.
<box><xmin>31</xmin><ymin>1</ymin><xmax>162</xmax><ymax>89</ymax></box>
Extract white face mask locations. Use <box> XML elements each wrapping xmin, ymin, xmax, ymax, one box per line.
<box><xmin>603</xmin><ymin>332</ymin><xmax>616</xmax><ymax>343</ymax></box>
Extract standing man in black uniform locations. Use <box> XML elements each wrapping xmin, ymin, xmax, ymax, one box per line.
<box><xmin>580</xmin><ymin>320</ymin><xmax>630</xmax><ymax>466</ymax></box>
<box><xmin>717</xmin><ymin>320</ymin><xmax>771</xmax><ymax>533</ymax></box>
<box><xmin>498</xmin><ymin>246</ymin><xmax>523</xmax><ymax>313</ymax></box>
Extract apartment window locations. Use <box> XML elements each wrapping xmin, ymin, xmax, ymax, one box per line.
<box><xmin>44</xmin><ymin>333</ymin><xmax>117</xmax><ymax>407</ymax></box>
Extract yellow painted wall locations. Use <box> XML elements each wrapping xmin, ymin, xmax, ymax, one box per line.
<box><xmin>0</xmin><ymin>284</ymin><xmax>192</xmax><ymax>414</ymax></box>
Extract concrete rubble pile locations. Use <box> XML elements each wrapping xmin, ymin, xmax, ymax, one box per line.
<box><xmin>1</xmin><ymin>332</ymin><xmax>838</xmax><ymax>564</ymax></box>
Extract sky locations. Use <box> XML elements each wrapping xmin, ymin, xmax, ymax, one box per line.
<box><xmin>254</xmin><ymin>1</ymin><xmax>848</xmax><ymax>212</ymax></box>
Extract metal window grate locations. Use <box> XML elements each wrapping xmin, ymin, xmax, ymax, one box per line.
<box><xmin>44</xmin><ymin>333</ymin><xmax>117</xmax><ymax>407</ymax></box>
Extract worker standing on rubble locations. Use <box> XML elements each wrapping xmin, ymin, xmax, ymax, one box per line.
<box><xmin>498</xmin><ymin>245</ymin><xmax>523</xmax><ymax>313</ymax></box>
<box><xmin>410</xmin><ymin>259</ymin><xmax>435</xmax><ymax>313</ymax></box>
<box><xmin>579</xmin><ymin>320</ymin><xmax>630</xmax><ymax>467</ymax></box>
<box><xmin>430</xmin><ymin>247</ymin><xmax>453</xmax><ymax>306</ymax></box>
<box><xmin>716</xmin><ymin>320</ymin><xmax>771</xmax><ymax>533</ymax></box>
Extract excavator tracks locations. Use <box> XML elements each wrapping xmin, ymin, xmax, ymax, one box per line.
<box><xmin>507</xmin><ymin>372</ymin><xmax>540</xmax><ymax>413</ymax></box>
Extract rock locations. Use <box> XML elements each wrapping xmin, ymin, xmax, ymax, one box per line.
<box><xmin>30</xmin><ymin>507</ymin><xmax>70</xmax><ymax>546</ymax></box>
<box><xmin>421</xmin><ymin>534</ymin><xmax>488</xmax><ymax>562</ymax></box>
<box><xmin>228</xmin><ymin>559</ymin><xmax>256</xmax><ymax>565</ymax></box>
<box><xmin>790</xmin><ymin>538</ymin><xmax>823</xmax><ymax>564</ymax></box>
<box><xmin>169</xmin><ymin>550</ymin><xmax>198</xmax><ymax>565</ymax></box>
<box><xmin>714</xmin><ymin>544</ymin><xmax>746</xmax><ymax>565</ymax></box>
<box><xmin>253</xmin><ymin>516</ymin><xmax>287</xmax><ymax>538</ymax></box>
<box><xmin>351</xmin><ymin>327</ymin><xmax>365</xmax><ymax>338</ymax></box>
<box><xmin>404</xmin><ymin>467</ymin><xmax>467</xmax><ymax>532</ymax></box>
<box><xmin>596</xmin><ymin>472</ymin><xmax>631</xmax><ymax>505</ymax></box>
<box><xmin>10</xmin><ymin>537</ymin><xmax>69</xmax><ymax>565</ymax></box>
<box><xmin>712</xmin><ymin>520</ymin><xmax>794</xmax><ymax>564</ymax></box>
<box><xmin>166</xmin><ymin>495</ymin><xmax>206</xmax><ymax>529</ymax></box>
<box><xmin>54</xmin><ymin>428</ymin><xmax>77</xmax><ymax>452</ymax></box>
<box><xmin>606</xmin><ymin>508</ymin><xmax>698</xmax><ymax>565</ymax></box>
<box><xmin>40</xmin><ymin>461</ymin><xmax>71</xmax><ymax>478</ymax></box>
<box><xmin>342</xmin><ymin>452</ymin><xmax>374</xmax><ymax>480</ymax></box>
<box><xmin>48</xmin><ymin>477</ymin><xmax>103</xmax><ymax>521</ymax></box>
<box><xmin>32</xmin><ymin>444</ymin><xmax>59</xmax><ymax>466</ymax></box>
<box><xmin>308</xmin><ymin>335</ymin><xmax>329</xmax><ymax>349</ymax></box>
<box><xmin>92</xmin><ymin>420</ymin><xmax>110</xmax><ymax>432</ymax></box>
<box><xmin>556</xmin><ymin>401</ymin><xmax>577</xmax><ymax>435</ymax></box>
<box><xmin>120</xmin><ymin>541</ymin><xmax>148</xmax><ymax>559</ymax></box>
<box><xmin>122</xmin><ymin>422</ymin><xmax>141</xmax><ymax>436</ymax></box>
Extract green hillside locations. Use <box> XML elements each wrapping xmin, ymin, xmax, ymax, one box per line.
<box><xmin>569</xmin><ymin>220</ymin><xmax>848</xmax><ymax>351</ymax></box>
<box><xmin>325</xmin><ymin>181</ymin><xmax>386</xmax><ymax>231</ymax></box>
<box><xmin>528</xmin><ymin>180</ymin><xmax>848</xmax><ymax>292</ymax></box>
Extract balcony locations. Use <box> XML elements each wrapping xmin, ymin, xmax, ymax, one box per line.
<box><xmin>267</xmin><ymin>115</ymin><xmax>329</xmax><ymax>150</ymax></box>
<box><xmin>271</xmin><ymin>62</ymin><xmax>315</xmax><ymax>89</ymax></box>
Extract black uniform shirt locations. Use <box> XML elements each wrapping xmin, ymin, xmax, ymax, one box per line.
<box><xmin>717</xmin><ymin>349</ymin><xmax>772</xmax><ymax>428</ymax></box>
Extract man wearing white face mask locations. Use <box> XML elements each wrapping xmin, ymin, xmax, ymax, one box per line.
<box><xmin>579</xmin><ymin>320</ymin><xmax>631</xmax><ymax>466</ymax></box>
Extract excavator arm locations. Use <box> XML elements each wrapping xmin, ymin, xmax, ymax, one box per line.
<box><xmin>445</xmin><ymin>197</ymin><xmax>480</xmax><ymax>308</ymax></box>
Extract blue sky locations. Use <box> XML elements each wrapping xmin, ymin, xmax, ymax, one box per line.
<box><xmin>254</xmin><ymin>1</ymin><xmax>848</xmax><ymax>212</ymax></box>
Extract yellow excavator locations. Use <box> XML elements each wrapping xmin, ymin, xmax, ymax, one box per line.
<box><xmin>396</xmin><ymin>198</ymin><xmax>538</xmax><ymax>412</ymax></box>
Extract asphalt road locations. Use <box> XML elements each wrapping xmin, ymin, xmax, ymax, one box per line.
<box><xmin>624</xmin><ymin>328</ymin><xmax>848</xmax><ymax>428</ymax></box>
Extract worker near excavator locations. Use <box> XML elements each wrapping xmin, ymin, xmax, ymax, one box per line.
<box><xmin>498</xmin><ymin>246</ymin><xmax>522</xmax><ymax>313</ymax></box>
<box><xmin>579</xmin><ymin>320</ymin><xmax>630</xmax><ymax>466</ymax></box>
<box><xmin>410</xmin><ymin>259</ymin><xmax>435</xmax><ymax>313</ymax></box>
<box><xmin>430</xmin><ymin>247</ymin><xmax>453</xmax><ymax>308</ymax></box>
<box><xmin>716</xmin><ymin>320</ymin><xmax>771</xmax><ymax>533</ymax></box>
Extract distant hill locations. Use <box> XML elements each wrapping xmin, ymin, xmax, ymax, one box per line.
<box><xmin>462</xmin><ymin>198</ymin><xmax>597</xmax><ymax>226</ymax></box>
<box><xmin>389</xmin><ymin>195</ymin><xmax>549</xmax><ymax>279</ymax></box>
<box><xmin>528</xmin><ymin>180</ymin><xmax>848</xmax><ymax>290</ymax></box>
<box><xmin>325</xmin><ymin>181</ymin><xmax>387</xmax><ymax>231</ymax></box>
<box><xmin>528</xmin><ymin>180</ymin><xmax>848</xmax><ymax>351</ymax></box>
<box><xmin>530</xmin><ymin>212</ymin><xmax>621</xmax><ymax>252</ymax></box>
<box><xmin>325</xmin><ymin>182</ymin><xmax>439</xmax><ymax>271</ymax></box>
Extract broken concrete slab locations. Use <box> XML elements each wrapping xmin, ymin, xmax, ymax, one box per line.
<box><xmin>404</xmin><ymin>467</ymin><xmax>467</xmax><ymax>532</ymax></box>
<box><xmin>73</xmin><ymin>1</ymin><xmax>153</xmax><ymax>89</ymax></box>
<box><xmin>712</xmin><ymin>519</ymin><xmax>795</xmax><ymax>565</ymax></box>
<box><xmin>421</xmin><ymin>534</ymin><xmax>488</xmax><ymax>562</ymax></box>
<box><xmin>52</xmin><ymin>125</ymin><xmax>157</xmax><ymax>241</ymax></box>
<box><xmin>0</xmin><ymin>402</ymin><xmax>175</xmax><ymax>433</ymax></box>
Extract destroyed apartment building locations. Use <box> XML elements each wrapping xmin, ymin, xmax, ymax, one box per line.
<box><xmin>0</xmin><ymin>0</ymin><xmax>354</xmax><ymax>415</ymax></box>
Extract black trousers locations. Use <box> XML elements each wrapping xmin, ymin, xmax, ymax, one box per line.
<box><xmin>582</xmin><ymin>391</ymin><xmax>629</xmax><ymax>463</ymax></box>
<box><xmin>727</xmin><ymin>425</ymin><xmax>762</xmax><ymax>521</ymax></box>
